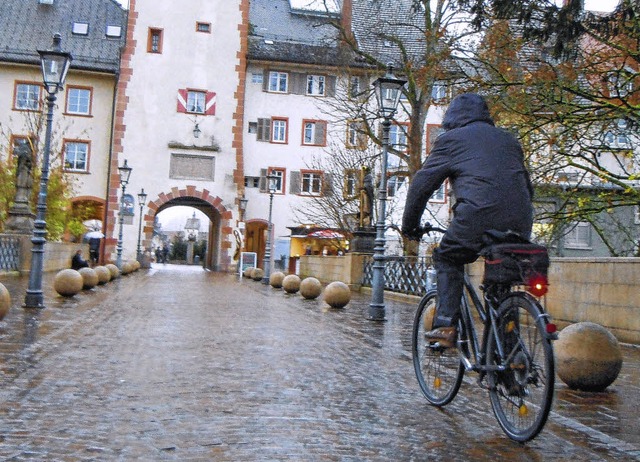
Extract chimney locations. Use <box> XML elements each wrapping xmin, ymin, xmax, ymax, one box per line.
<box><xmin>341</xmin><ymin>0</ymin><xmax>354</xmax><ymax>42</ymax></box>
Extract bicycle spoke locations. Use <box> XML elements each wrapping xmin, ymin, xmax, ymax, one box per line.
<box><xmin>412</xmin><ymin>293</ymin><xmax>464</xmax><ymax>406</ymax></box>
<box><xmin>487</xmin><ymin>293</ymin><xmax>555</xmax><ymax>442</ymax></box>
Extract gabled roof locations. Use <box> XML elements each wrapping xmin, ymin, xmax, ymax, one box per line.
<box><xmin>249</xmin><ymin>0</ymin><xmax>362</xmax><ymax>68</ymax></box>
<box><xmin>0</xmin><ymin>0</ymin><xmax>126</xmax><ymax>74</ymax></box>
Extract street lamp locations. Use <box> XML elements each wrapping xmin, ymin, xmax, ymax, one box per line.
<box><xmin>261</xmin><ymin>174</ymin><xmax>278</xmax><ymax>284</ymax></box>
<box><xmin>24</xmin><ymin>33</ymin><xmax>73</xmax><ymax>309</ymax></box>
<box><xmin>115</xmin><ymin>159</ymin><xmax>132</xmax><ymax>269</ymax></box>
<box><xmin>136</xmin><ymin>188</ymin><xmax>147</xmax><ymax>262</ymax></box>
<box><xmin>368</xmin><ymin>64</ymin><xmax>407</xmax><ymax>321</ymax></box>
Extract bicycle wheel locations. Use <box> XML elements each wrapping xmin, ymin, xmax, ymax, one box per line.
<box><xmin>412</xmin><ymin>292</ymin><xmax>464</xmax><ymax>406</ymax></box>
<box><xmin>487</xmin><ymin>293</ymin><xmax>555</xmax><ymax>442</ymax></box>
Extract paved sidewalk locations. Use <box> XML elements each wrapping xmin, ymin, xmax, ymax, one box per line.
<box><xmin>0</xmin><ymin>265</ymin><xmax>638</xmax><ymax>461</ymax></box>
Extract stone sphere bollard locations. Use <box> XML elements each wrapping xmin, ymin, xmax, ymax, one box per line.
<box><xmin>105</xmin><ymin>264</ymin><xmax>120</xmax><ymax>280</ymax></box>
<box><xmin>94</xmin><ymin>266</ymin><xmax>111</xmax><ymax>285</ymax></box>
<box><xmin>252</xmin><ymin>268</ymin><xmax>264</xmax><ymax>281</ymax></box>
<box><xmin>270</xmin><ymin>271</ymin><xmax>285</xmax><ymax>288</ymax></box>
<box><xmin>300</xmin><ymin>277</ymin><xmax>322</xmax><ymax>300</ymax></box>
<box><xmin>323</xmin><ymin>281</ymin><xmax>351</xmax><ymax>308</ymax></box>
<box><xmin>555</xmin><ymin>322</ymin><xmax>623</xmax><ymax>392</ymax></box>
<box><xmin>54</xmin><ymin>269</ymin><xmax>84</xmax><ymax>297</ymax></box>
<box><xmin>282</xmin><ymin>274</ymin><xmax>301</xmax><ymax>294</ymax></box>
<box><xmin>0</xmin><ymin>283</ymin><xmax>10</xmax><ymax>321</ymax></box>
<box><xmin>133</xmin><ymin>260</ymin><xmax>141</xmax><ymax>271</ymax></box>
<box><xmin>123</xmin><ymin>261</ymin><xmax>135</xmax><ymax>274</ymax></box>
<box><xmin>243</xmin><ymin>267</ymin><xmax>254</xmax><ymax>278</ymax></box>
<box><xmin>78</xmin><ymin>267</ymin><xmax>99</xmax><ymax>290</ymax></box>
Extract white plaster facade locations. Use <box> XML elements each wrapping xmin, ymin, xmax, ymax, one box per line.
<box><xmin>110</xmin><ymin>0</ymin><xmax>247</xmax><ymax>269</ymax></box>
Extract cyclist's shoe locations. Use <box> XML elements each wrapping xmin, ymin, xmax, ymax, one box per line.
<box><xmin>425</xmin><ymin>326</ymin><xmax>457</xmax><ymax>349</ymax></box>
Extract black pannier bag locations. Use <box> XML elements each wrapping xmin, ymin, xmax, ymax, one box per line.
<box><xmin>482</xmin><ymin>243</ymin><xmax>550</xmax><ymax>286</ymax></box>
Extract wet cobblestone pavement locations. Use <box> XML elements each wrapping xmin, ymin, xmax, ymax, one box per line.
<box><xmin>0</xmin><ymin>265</ymin><xmax>638</xmax><ymax>461</ymax></box>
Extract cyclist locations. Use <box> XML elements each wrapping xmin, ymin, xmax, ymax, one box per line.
<box><xmin>402</xmin><ymin>93</ymin><xmax>534</xmax><ymax>348</ymax></box>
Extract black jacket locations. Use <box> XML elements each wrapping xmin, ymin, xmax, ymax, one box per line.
<box><xmin>402</xmin><ymin>93</ymin><xmax>534</xmax><ymax>251</ymax></box>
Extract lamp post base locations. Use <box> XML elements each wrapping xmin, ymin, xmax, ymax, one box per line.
<box><xmin>367</xmin><ymin>303</ymin><xmax>386</xmax><ymax>321</ymax></box>
<box><xmin>24</xmin><ymin>291</ymin><xmax>45</xmax><ymax>309</ymax></box>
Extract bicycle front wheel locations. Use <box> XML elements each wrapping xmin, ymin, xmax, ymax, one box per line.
<box><xmin>487</xmin><ymin>293</ymin><xmax>555</xmax><ymax>442</ymax></box>
<box><xmin>412</xmin><ymin>292</ymin><xmax>464</xmax><ymax>406</ymax></box>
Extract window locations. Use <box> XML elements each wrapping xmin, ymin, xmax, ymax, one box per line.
<box><xmin>565</xmin><ymin>222</ymin><xmax>591</xmax><ymax>249</ymax></box>
<box><xmin>245</xmin><ymin>176</ymin><xmax>260</xmax><ymax>188</ymax></box>
<box><xmin>389</xmin><ymin>123</ymin><xmax>408</xmax><ymax>152</ymax></box>
<box><xmin>106</xmin><ymin>25</ymin><xmax>122</xmax><ymax>38</ymax></box>
<box><xmin>346</xmin><ymin>120</ymin><xmax>366</xmax><ymax>149</ymax></box>
<box><xmin>301</xmin><ymin>171</ymin><xmax>323</xmax><ymax>195</ymax></box>
<box><xmin>267</xmin><ymin>168</ymin><xmax>286</xmax><ymax>194</ymax></box>
<box><xmin>268</xmin><ymin>71</ymin><xmax>288</xmax><ymax>93</ymax></box>
<box><xmin>187</xmin><ymin>90</ymin><xmax>205</xmax><ymax>114</ymax></box>
<box><xmin>72</xmin><ymin>22</ymin><xmax>89</xmax><ymax>35</ymax></box>
<box><xmin>429</xmin><ymin>182</ymin><xmax>447</xmax><ymax>203</ymax></box>
<box><xmin>635</xmin><ymin>205</ymin><xmax>640</xmax><ymax>225</ymax></box>
<box><xmin>196</xmin><ymin>22</ymin><xmax>211</xmax><ymax>33</ymax></box>
<box><xmin>306</xmin><ymin>75</ymin><xmax>325</xmax><ymax>96</ymax></box>
<box><xmin>251</xmin><ymin>73</ymin><xmax>263</xmax><ymax>84</ymax></box>
<box><xmin>432</xmin><ymin>83</ymin><xmax>447</xmax><ymax>101</ymax></box>
<box><xmin>271</xmin><ymin>118</ymin><xmax>288</xmax><ymax>143</ymax></box>
<box><xmin>343</xmin><ymin>169</ymin><xmax>359</xmax><ymax>199</ymax></box>
<box><xmin>63</xmin><ymin>141</ymin><xmax>89</xmax><ymax>172</ymax></box>
<box><xmin>608</xmin><ymin>68</ymin><xmax>635</xmax><ymax>98</ymax></box>
<box><xmin>349</xmin><ymin>75</ymin><xmax>362</xmax><ymax>98</ymax></box>
<box><xmin>147</xmin><ymin>28</ymin><xmax>163</xmax><ymax>53</ymax></box>
<box><xmin>604</xmin><ymin>119</ymin><xmax>630</xmax><ymax>148</ymax></box>
<box><xmin>387</xmin><ymin>175</ymin><xmax>406</xmax><ymax>197</ymax></box>
<box><xmin>177</xmin><ymin>89</ymin><xmax>216</xmax><ymax>115</ymax></box>
<box><xmin>65</xmin><ymin>87</ymin><xmax>92</xmax><ymax>115</ymax></box>
<box><xmin>302</xmin><ymin>120</ymin><xmax>327</xmax><ymax>146</ymax></box>
<box><xmin>14</xmin><ymin>83</ymin><xmax>40</xmax><ymax>111</ymax></box>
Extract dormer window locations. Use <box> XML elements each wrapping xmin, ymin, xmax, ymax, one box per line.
<box><xmin>72</xmin><ymin>22</ymin><xmax>89</xmax><ymax>35</ymax></box>
<box><xmin>39</xmin><ymin>0</ymin><xmax>54</xmax><ymax>4</ymax></box>
<box><xmin>106</xmin><ymin>25</ymin><xmax>122</xmax><ymax>38</ymax></box>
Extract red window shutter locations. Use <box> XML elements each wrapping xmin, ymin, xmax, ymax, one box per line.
<box><xmin>177</xmin><ymin>89</ymin><xmax>188</xmax><ymax>113</ymax></box>
<box><xmin>205</xmin><ymin>91</ymin><xmax>216</xmax><ymax>115</ymax></box>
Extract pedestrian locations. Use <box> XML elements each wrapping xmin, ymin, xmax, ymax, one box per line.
<box><xmin>71</xmin><ymin>249</ymin><xmax>89</xmax><ymax>270</ymax></box>
<box><xmin>402</xmin><ymin>93</ymin><xmax>534</xmax><ymax>348</ymax></box>
<box><xmin>162</xmin><ymin>244</ymin><xmax>169</xmax><ymax>264</ymax></box>
<box><xmin>88</xmin><ymin>237</ymin><xmax>100</xmax><ymax>266</ymax></box>
<box><xmin>155</xmin><ymin>247</ymin><xmax>163</xmax><ymax>263</ymax></box>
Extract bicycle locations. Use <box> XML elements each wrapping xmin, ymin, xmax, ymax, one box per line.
<box><xmin>411</xmin><ymin>226</ymin><xmax>557</xmax><ymax>442</ymax></box>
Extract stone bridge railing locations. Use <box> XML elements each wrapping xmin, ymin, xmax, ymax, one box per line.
<box><xmin>299</xmin><ymin>254</ymin><xmax>640</xmax><ymax>345</ymax></box>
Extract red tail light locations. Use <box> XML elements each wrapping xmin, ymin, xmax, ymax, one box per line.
<box><xmin>527</xmin><ymin>275</ymin><xmax>548</xmax><ymax>297</ymax></box>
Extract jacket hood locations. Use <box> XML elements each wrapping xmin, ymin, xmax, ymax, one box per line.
<box><xmin>442</xmin><ymin>93</ymin><xmax>495</xmax><ymax>130</ymax></box>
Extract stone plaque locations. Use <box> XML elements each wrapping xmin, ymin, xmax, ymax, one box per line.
<box><xmin>170</xmin><ymin>154</ymin><xmax>215</xmax><ymax>180</ymax></box>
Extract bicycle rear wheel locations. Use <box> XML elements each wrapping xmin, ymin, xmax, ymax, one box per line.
<box><xmin>487</xmin><ymin>293</ymin><xmax>555</xmax><ymax>442</ymax></box>
<box><xmin>412</xmin><ymin>292</ymin><xmax>464</xmax><ymax>406</ymax></box>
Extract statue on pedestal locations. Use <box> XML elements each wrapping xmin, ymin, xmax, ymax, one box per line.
<box><xmin>4</xmin><ymin>141</ymin><xmax>35</xmax><ymax>234</ymax></box>
<box><xmin>359</xmin><ymin>166</ymin><xmax>374</xmax><ymax>228</ymax></box>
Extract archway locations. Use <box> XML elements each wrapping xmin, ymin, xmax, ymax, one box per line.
<box><xmin>142</xmin><ymin>187</ymin><xmax>234</xmax><ymax>271</ymax></box>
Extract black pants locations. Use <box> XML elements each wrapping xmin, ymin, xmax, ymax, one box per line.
<box><xmin>431</xmin><ymin>234</ymin><xmax>479</xmax><ymax>329</ymax></box>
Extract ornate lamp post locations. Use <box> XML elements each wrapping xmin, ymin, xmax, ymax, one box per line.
<box><xmin>115</xmin><ymin>159</ymin><xmax>132</xmax><ymax>269</ymax></box>
<box><xmin>261</xmin><ymin>174</ymin><xmax>278</xmax><ymax>284</ymax></box>
<box><xmin>136</xmin><ymin>188</ymin><xmax>147</xmax><ymax>262</ymax></box>
<box><xmin>24</xmin><ymin>34</ymin><xmax>72</xmax><ymax>309</ymax></box>
<box><xmin>368</xmin><ymin>64</ymin><xmax>407</xmax><ymax>321</ymax></box>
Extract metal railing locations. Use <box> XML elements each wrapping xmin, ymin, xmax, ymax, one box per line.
<box><xmin>0</xmin><ymin>235</ymin><xmax>21</xmax><ymax>272</ymax></box>
<box><xmin>362</xmin><ymin>255</ymin><xmax>435</xmax><ymax>296</ymax></box>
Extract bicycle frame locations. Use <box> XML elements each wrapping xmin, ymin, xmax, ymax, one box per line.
<box><xmin>457</xmin><ymin>274</ymin><xmax>510</xmax><ymax>376</ymax></box>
